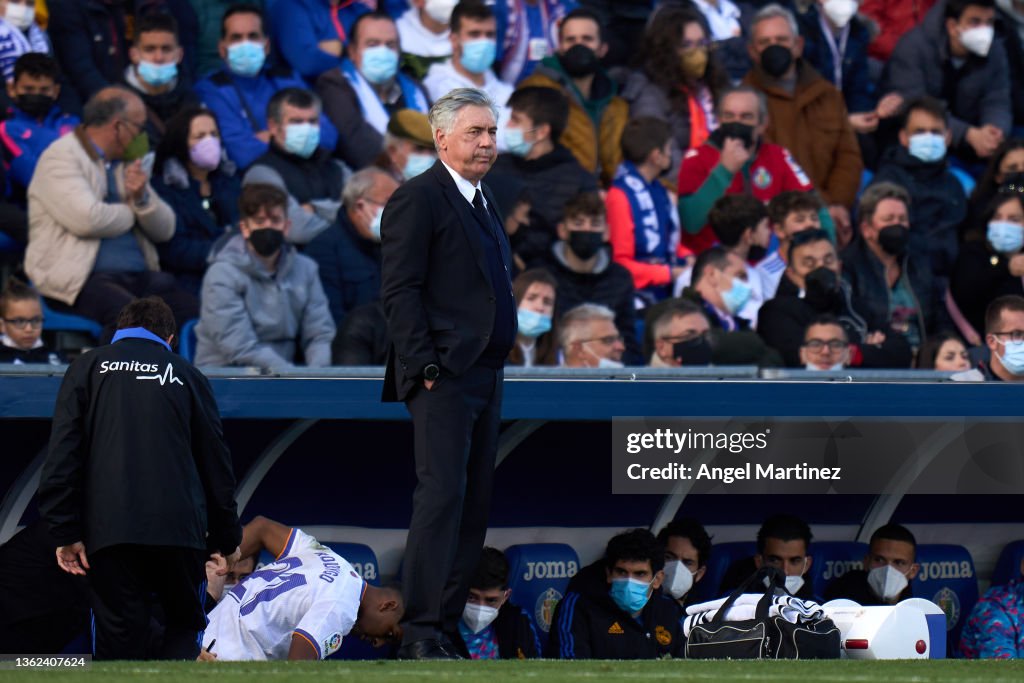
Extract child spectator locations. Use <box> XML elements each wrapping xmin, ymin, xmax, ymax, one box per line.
<box><xmin>0</xmin><ymin>274</ymin><xmax>63</xmax><ymax>364</ymax></box>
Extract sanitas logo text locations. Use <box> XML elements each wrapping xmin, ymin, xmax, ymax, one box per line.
<box><xmin>100</xmin><ymin>360</ymin><xmax>158</xmax><ymax>374</ymax></box>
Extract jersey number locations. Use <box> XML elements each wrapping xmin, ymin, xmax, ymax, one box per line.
<box><xmin>233</xmin><ymin>556</ymin><xmax>308</xmax><ymax>616</ymax></box>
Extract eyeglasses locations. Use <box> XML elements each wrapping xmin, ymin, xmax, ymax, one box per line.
<box><xmin>582</xmin><ymin>334</ymin><xmax>624</xmax><ymax>346</ymax></box>
<box><xmin>992</xmin><ymin>330</ymin><xmax>1024</xmax><ymax>343</ymax></box>
<box><xmin>3</xmin><ymin>316</ymin><xmax>43</xmax><ymax>330</ymax></box>
<box><xmin>118</xmin><ymin>118</ymin><xmax>144</xmax><ymax>135</ymax></box>
<box><xmin>681</xmin><ymin>39</ymin><xmax>713</xmax><ymax>51</ymax></box>
<box><xmin>802</xmin><ymin>339</ymin><xmax>848</xmax><ymax>351</ymax></box>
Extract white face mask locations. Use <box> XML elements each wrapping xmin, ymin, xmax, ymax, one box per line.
<box><xmin>764</xmin><ymin>559</ymin><xmax>807</xmax><ymax>594</ymax></box>
<box><xmin>584</xmin><ymin>343</ymin><xmax>624</xmax><ymax>369</ymax></box>
<box><xmin>805</xmin><ymin>362</ymin><xmax>845</xmax><ymax>371</ymax></box>
<box><xmin>867</xmin><ymin>564</ymin><xmax>910</xmax><ymax>602</ymax></box>
<box><xmin>424</xmin><ymin>0</ymin><xmax>458</xmax><ymax>25</ymax></box>
<box><xmin>822</xmin><ymin>0</ymin><xmax>858</xmax><ymax>28</ymax></box>
<box><xmin>960</xmin><ymin>25</ymin><xmax>995</xmax><ymax>57</ymax></box>
<box><xmin>662</xmin><ymin>560</ymin><xmax>695</xmax><ymax>600</ymax></box>
<box><xmin>462</xmin><ymin>602</ymin><xmax>500</xmax><ymax>633</ymax></box>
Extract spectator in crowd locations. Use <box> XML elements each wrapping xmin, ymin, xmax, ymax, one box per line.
<box><xmin>756</xmin><ymin>192</ymin><xmax>824</xmax><ymax>299</ymax></box>
<box><xmin>0</xmin><ymin>274</ymin><xmax>62</xmax><ymax>364</ymax></box>
<box><xmin>0</xmin><ymin>53</ymin><xmax>78</xmax><ymax>204</ymax></box>
<box><xmin>493</xmin><ymin>0</ymin><xmax>571</xmax><ymax>85</ymax></box>
<box><xmin>825</xmin><ymin>524</ymin><xmax>920</xmax><ymax>605</ymax></box>
<box><xmin>743</xmin><ymin>3</ymin><xmax>862</xmax><ymax>236</ymax></box>
<box><xmin>954</xmin><ymin>294</ymin><xmax>1024</xmax><ymax>380</ymax></box>
<box><xmin>490</xmin><ymin>87</ymin><xmax>599</xmax><ymax>264</ymax></box>
<box><xmin>194</xmin><ymin>3</ymin><xmax>339</xmax><ymax>171</ymax></box>
<box><xmin>661</xmin><ymin>0</ymin><xmax>749</xmax><ymax>81</ymax></box>
<box><xmin>0</xmin><ymin>0</ymin><xmax>51</xmax><ymax>84</ymax></box>
<box><xmin>882</xmin><ymin>0</ymin><xmax>1011</xmax><ymax>161</ymax></box>
<box><xmin>995</xmin><ymin>0</ymin><xmax>1024</xmax><ymax>133</ymax></box>
<box><xmin>195</xmin><ymin>183</ymin><xmax>335</xmax><ymax>369</ymax></box>
<box><xmin>656</xmin><ymin>517</ymin><xmax>712</xmax><ymax>607</ymax></box>
<box><xmin>707</xmin><ymin>194</ymin><xmax>771</xmax><ymax>324</ymax></box>
<box><xmin>874</xmin><ymin>96</ymin><xmax>965</xmax><ymax>304</ymax></box>
<box><xmin>423</xmin><ymin>2</ymin><xmax>512</xmax><ymax>131</ymax></box>
<box><xmin>531</xmin><ymin>192</ymin><xmax>640</xmax><ymax>363</ymax></box>
<box><xmin>969</xmin><ymin>138</ymin><xmax>1024</xmax><ymax>224</ymax></box>
<box><xmin>960</xmin><ymin>556</ymin><xmax>1024</xmax><ymax>658</ymax></box>
<box><xmin>317</xmin><ymin>12</ymin><xmax>430</xmax><ymax>171</ymax></box>
<box><xmin>861</xmin><ymin>0</ymin><xmax>936</xmax><ymax>65</ymax></box>
<box><xmin>507</xmin><ymin>268</ymin><xmax>560</xmax><ymax>367</ymax></box>
<box><xmin>951</xmin><ymin>190</ymin><xmax>1024</xmax><ymax>337</ymax></box>
<box><xmin>842</xmin><ymin>182</ymin><xmax>934</xmax><ymax>352</ymax></box>
<box><xmin>267</xmin><ymin>0</ymin><xmax>371</xmax><ymax>82</ymax></box>
<box><xmin>305</xmin><ymin>167</ymin><xmax>399</xmax><ymax>327</ymax></box>
<box><xmin>606</xmin><ymin>117</ymin><xmax>683</xmax><ymax>307</ymax></box>
<box><xmin>799</xmin><ymin>315</ymin><xmax>851</xmax><ymax>370</ymax></box>
<box><xmin>332</xmin><ymin>300</ymin><xmax>388</xmax><ymax>365</ymax></box>
<box><xmin>622</xmin><ymin>6</ymin><xmax>728</xmax><ymax>180</ymax></box>
<box><xmin>24</xmin><ymin>86</ymin><xmax>195</xmax><ymax>342</ymax></box>
<box><xmin>190</xmin><ymin>0</ymin><xmax>264</xmax><ymax>78</ymax></box>
<box><xmin>374</xmin><ymin>108</ymin><xmax>437</xmax><ymax>183</ymax></box>
<box><xmin>122</xmin><ymin>12</ymin><xmax>197</xmax><ymax>148</ymax></box>
<box><xmin>681</xmin><ymin>246</ymin><xmax>754</xmax><ymax>332</ymax></box>
<box><xmin>397</xmin><ymin>0</ymin><xmax>455</xmax><ymax>79</ymax></box>
<box><xmin>720</xmin><ymin>514</ymin><xmax>817</xmax><ymax>602</ymax></box>
<box><xmin>559</xmin><ymin>303</ymin><xmax>627</xmax><ymax>368</ymax></box>
<box><xmin>494</xmin><ymin>179</ymin><xmax>533</xmax><ymax>273</ymax></box>
<box><xmin>677</xmin><ymin>86</ymin><xmax>822</xmax><ymax>256</ymax></box>
<box><xmin>451</xmin><ymin>547</ymin><xmax>541</xmax><ymax>659</ymax></box>
<box><xmin>547</xmin><ymin>528</ymin><xmax>684</xmax><ymax>659</ymax></box>
<box><xmin>152</xmin><ymin>106</ymin><xmax>241</xmax><ymax>297</ymax></box>
<box><xmin>520</xmin><ymin>8</ymin><xmax>628</xmax><ymax>185</ymax></box>
<box><xmin>243</xmin><ymin>87</ymin><xmax>344</xmax><ymax>246</ymax></box>
<box><xmin>46</xmin><ymin>0</ymin><xmax>129</xmax><ymax>107</ymax></box>
<box><xmin>577</xmin><ymin>0</ymin><xmax>652</xmax><ymax>70</ymax></box>
<box><xmin>647</xmin><ymin>299</ymin><xmax>712</xmax><ymax>368</ymax></box>
<box><xmin>916</xmin><ymin>330</ymin><xmax>971</xmax><ymax>370</ymax></box>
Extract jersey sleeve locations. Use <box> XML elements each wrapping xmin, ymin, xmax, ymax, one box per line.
<box><xmin>778</xmin><ymin>148</ymin><xmax>814</xmax><ymax>191</ymax></box>
<box><xmin>293</xmin><ymin>580</ymin><xmax>366</xmax><ymax>659</ymax></box>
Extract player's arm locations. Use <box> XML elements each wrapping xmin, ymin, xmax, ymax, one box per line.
<box><xmin>288</xmin><ymin>633</ymin><xmax>320</xmax><ymax>660</ymax></box>
<box><xmin>239</xmin><ymin>516</ymin><xmax>293</xmax><ymax>560</ymax></box>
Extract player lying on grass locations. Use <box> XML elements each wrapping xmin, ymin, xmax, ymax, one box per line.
<box><xmin>199</xmin><ymin>516</ymin><xmax>403</xmax><ymax>660</ymax></box>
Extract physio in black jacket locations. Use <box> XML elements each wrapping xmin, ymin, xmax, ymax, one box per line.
<box><xmin>38</xmin><ymin>296</ymin><xmax>243</xmax><ymax>661</ymax></box>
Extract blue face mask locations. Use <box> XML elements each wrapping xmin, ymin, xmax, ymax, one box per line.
<box><xmin>517</xmin><ymin>309</ymin><xmax>552</xmax><ymax>338</ymax></box>
<box><xmin>403</xmin><ymin>153</ymin><xmax>435</xmax><ymax>180</ymax></box>
<box><xmin>609</xmin><ymin>577</ymin><xmax>652</xmax><ymax>614</ymax></box>
<box><xmin>137</xmin><ymin>60</ymin><xmax>177</xmax><ymax>86</ymax></box>
<box><xmin>284</xmin><ymin>122</ymin><xmax>320</xmax><ymax>158</ymax></box>
<box><xmin>504</xmin><ymin>126</ymin><xmax>534</xmax><ymax>157</ymax></box>
<box><xmin>907</xmin><ymin>132</ymin><xmax>946</xmax><ymax>163</ymax></box>
<box><xmin>995</xmin><ymin>338</ymin><xmax>1024</xmax><ymax>375</ymax></box>
<box><xmin>361</xmin><ymin>45</ymin><xmax>399</xmax><ymax>84</ymax></box>
<box><xmin>460</xmin><ymin>38</ymin><xmax>497</xmax><ymax>75</ymax></box>
<box><xmin>721</xmin><ymin>276</ymin><xmax>753</xmax><ymax>314</ymax></box>
<box><xmin>226</xmin><ymin>41</ymin><xmax>266</xmax><ymax>77</ymax></box>
<box><xmin>987</xmin><ymin>221</ymin><xmax>1024</xmax><ymax>254</ymax></box>
<box><xmin>370</xmin><ymin>207</ymin><xmax>384</xmax><ymax>241</ymax></box>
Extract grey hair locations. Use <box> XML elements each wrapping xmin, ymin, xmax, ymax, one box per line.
<box><xmin>558</xmin><ymin>303</ymin><xmax>616</xmax><ymax>350</ymax></box>
<box><xmin>342</xmin><ymin>167</ymin><xmax>391</xmax><ymax>207</ymax></box>
<box><xmin>82</xmin><ymin>86</ymin><xmax>138</xmax><ymax>127</ymax></box>
<box><xmin>428</xmin><ymin>88</ymin><xmax>499</xmax><ymax>150</ymax></box>
<box><xmin>750</xmin><ymin>3</ymin><xmax>800</xmax><ymax>39</ymax></box>
<box><xmin>716</xmin><ymin>85</ymin><xmax>769</xmax><ymax>124</ymax></box>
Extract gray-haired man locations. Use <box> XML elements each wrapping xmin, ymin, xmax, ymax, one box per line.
<box><xmin>380</xmin><ymin>88</ymin><xmax>516</xmax><ymax>660</ymax></box>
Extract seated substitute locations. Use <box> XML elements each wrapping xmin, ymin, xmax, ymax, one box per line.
<box><xmin>961</xmin><ymin>556</ymin><xmax>1024</xmax><ymax>659</ymax></box>
<box><xmin>824</xmin><ymin>523</ymin><xmax>919</xmax><ymax>605</ymax></box>
<box><xmin>720</xmin><ymin>513</ymin><xmax>817</xmax><ymax>602</ymax></box>
<box><xmin>656</xmin><ymin>518</ymin><xmax>713</xmax><ymax>608</ymax></box>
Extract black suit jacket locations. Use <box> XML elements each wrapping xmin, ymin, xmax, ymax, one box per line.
<box><xmin>380</xmin><ymin>160</ymin><xmax>514</xmax><ymax>402</ymax></box>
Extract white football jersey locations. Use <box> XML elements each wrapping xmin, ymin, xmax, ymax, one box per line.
<box><xmin>202</xmin><ymin>529</ymin><xmax>365</xmax><ymax>660</ymax></box>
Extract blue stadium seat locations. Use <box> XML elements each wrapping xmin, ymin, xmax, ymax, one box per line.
<box><xmin>949</xmin><ymin>167</ymin><xmax>976</xmax><ymax>197</ymax></box>
<box><xmin>504</xmin><ymin>543</ymin><xmax>580</xmax><ymax>643</ymax></box>
<box><xmin>990</xmin><ymin>539</ymin><xmax>1024</xmax><ymax>586</ymax></box>
<box><xmin>41</xmin><ymin>298</ymin><xmax>102</xmax><ymax>340</ymax></box>
<box><xmin>808</xmin><ymin>541</ymin><xmax>868</xmax><ymax>599</ymax></box>
<box><xmin>913</xmin><ymin>544</ymin><xmax>979</xmax><ymax>657</ymax></box>
<box><xmin>179</xmin><ymin>318</ymin><xmax>198</xmax><ymax>362</ymax></box>
<box><xmin>690</xmin><ymin>540</ymin><xmax>757</xmax><ymax>603</ymax></box>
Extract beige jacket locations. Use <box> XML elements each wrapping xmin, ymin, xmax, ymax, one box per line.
<box><xmin>25</xmin><ymin>127</ymin><xmax>175</xmax><ymax>305</ymax></box>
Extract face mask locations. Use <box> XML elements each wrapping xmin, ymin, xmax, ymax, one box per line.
<box><xmin>369</xmin><ymin>207</ymin><xmax>384</xmax><ymax>241</ymax></box>
<box><xmin>877</xmin><ymin>224</ymin><xmax>910</xmax><ymax>256</ymax></box>
<box><xmin>721</xmin><ymin>276</ymin><xmax>752</xmax><ymax>314</ymax></box>
<box><xmin>995</xmin><ymin>337</ymin><xmax>1024</xmax><ymax>375</ymax></box>
<box><xmin>189</xmin><ymin>135</ymin><xmax>222</xmax><ymax>170</ymax></box>
<box><xmin>907</xmin><ymin>132</ymin><xmax>946</xmax><ymax>163</ymax></box>
<box><xmin>559</xmin><ymin>44</ymin><xmax>599</xmax><ymax>77</ymax></box>
<box><xmin>517</xmin><ymin>308</ymin><xmax>552</xmax><ymax>338</ymax></box>
<box><xmin>403</xmin><ymin>153</ymin><xmax>435</xmax><ymax>179</ymax></box>
<box><xmin>568</xmin><ymin>230</ymin><xmax>605</xmax><ymax>260</ymax></box>
<box><xmin>609</xmin><ymin>577</ymin><xmax>652</xmax><ymax>613</ymax></box>
<box><xmin>822</xmin><ymin>0</ymin><xmax>858</xmax><ymax>28</ymax></box>
<box><xmin>424</xmin><ymin>0</ymin><xmax>458</xmax><ymax>25</ymax></box>
<box><xmin>284</xmin><ymin>122</ymin><xmax>320</xmax><ymax>158</ymax></box>
<box><xmin>122</xmin><ymin>129</ymin><xmax>150</xmax><ymax>161</ymax></box>
<box><xmin>227</xmin><ymin>41</ymin><xmax>266</xmax><ymax>77</ymax></box>
<box><xmin>680</xmin><ymin>48</ymin><xmax>708</xmax><ymax>80</ymax></box>
<box><xmin>999</xmin><ymin>171</ymin><xmax>1024</xmax><ymax>190</ymax></box>
<box><xmin>361</xmin><ymin>45</ymin><xmax>399</xmax><ymax>84</ymax></box>
<box><xmin>960</xmin><ymin>25</ymin><xmax>995</xmax><ymax>57</ymax></box>
<box><xmin>804</xmin><ymin>266</ymin><xmax>841</xmax><ymax>312</ymax></box>
<box><xmin>662</xmin><ymin>560</ymin><xmax>695</xmax><ymax>600</ymax></box>
<box><xmin>760</xmin><ymin>44</ymin><xmax>794</xmax><ymax>78</ymax></box>
<box><xmin>867</xmin><ymin>564</ymin><xmax>909</xmax><ymax>602</ymax></box>
<box><xmin>806</xmin><ymin>361</ymin><xmax>845</xmax><ymax>371</ymax></box>
<box><xmin>137</xmin><ymin>60</ymin><xmax>178</xmax><ymax>87</ymax></box>
<box><xmin>987</xmin><ymin>221</ymin><xmax>1024</xmax><ymax>254</ymax></box>
<box><xmin>15</xmin><ymin>93</ymin><xmax>54</xmax><ymax>119</ymax></box>
<box><xmin>4</xmin><ymin>2</ymin><xmax>35</xmax><ymax>30</ymax></box>
<box><xmin>710</xmin><ymin>121</ymin><xmax>754</xmax><ymax>150</ymax></box>
<box><xmin>672</xmin><ymin>336</ymin><xmax>712</xmax><ymax>366</ymax></box>
<box><xmin>460</xmin><ymin>38</ymin><xmax>497</xmax><ymax>74</ymax></box>
<box><xmin>597</xmin><ymin>356</ymin><xmax>625</xmax><ymax>369</ymax></box>
<box><xmin>462</xmin><ymin>602</ymin><xmax>499</xmax><ymax>633</ymax></box>
<box><xmin>248</xmin><ymin>227</ymin><xmax>284</xmax><ymax>257</ymax></box>
<box><xmin>785</xmin><ymin>574</ymin><xmax>805</xmax><ymax>594</ymax></box>
<box><xmin>748</xmin><ymin>244</ymin><xmax>769</xmax><ymax>263</ymax></box>
<box><xmin>504</xmin><ymin>126</ymin><xmax>534</xmax><ymax>157</ymax></box>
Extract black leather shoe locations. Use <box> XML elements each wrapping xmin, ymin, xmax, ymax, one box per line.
<box><xmin>396</xmin><ymin>638</ymin><xmax>460</xmax><ymax>660</ymax></box>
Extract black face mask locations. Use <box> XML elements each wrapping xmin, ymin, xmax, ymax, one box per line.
<box><xmin>999</xmin><ymin>171</ymin><xmax>1024</xmax><ymax>191</ymax></box>
<box><xmin>559</xmin><ymin>44</ymin><xmax>599</xmax><ymax>77</ymax></box>
<box><xmin>804</xmin><ymin>266</ymin><xmax>841</xmax><ymax>312</ymax></box>
<box><xmin>877</xmin><ymin>224</ymin><xmax>910</xmax><ymax>257</ymax></box>
<box><xmin>567</xmin><ymin>231</ymin><xmax>605</xmax><ymax>260</ymax></box>
<box><xmin>16</xmin><ymin>93</ymin><xmax>54</xmax><ymax>119</ymax></box>
<box><xmin>748</xmin><ymin>244</ymin><xmax>769</xmax><ymax>263</ymax></box>
<box><xmin>248</xmin><ymin>227</ymin><xmax>285</xmax><ymax>257</ymax></box>
<box><xmin>760</xmin><ymin>44</ymin><xmax>794</xmax><ymax>78</ymax></box>
<box><xmin>709</xmin><ymin>121</ymin><xmax>755</xmax><ymax>150</ymax></box>
<box><xmin>672</xmin><ymin>336</ymin><xmax>713</xmax><ymax>366</ymax></box>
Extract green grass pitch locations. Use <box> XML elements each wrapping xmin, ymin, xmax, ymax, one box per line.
<box><xmin>2</xmin><ymin>660</ymin><xmax>1023</xmax><ymax>682</ymax></box>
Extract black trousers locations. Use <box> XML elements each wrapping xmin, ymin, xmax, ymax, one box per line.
<box><xmin>88</xmin><ymin>544</ymin><xmax>207</xmax><ymax>660</ymax></box>
<box><xmin>400</xmin><ymin>365</ymin><xmax>503</xmax><ymax>643</ymax></box>
<box><xmin>68</xmin><ymin>271</ymin><xmax>199</xmax><ymax>343</ymax></box>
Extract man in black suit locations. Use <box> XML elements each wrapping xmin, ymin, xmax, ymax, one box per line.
<box><xmin>380</xmin><ymin>88</ymin><xmax>517</xmax><ymax>660</ymax></box>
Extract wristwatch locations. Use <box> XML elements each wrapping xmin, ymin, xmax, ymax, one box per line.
<box><xmin>423</xmin><ymin>364</ymin><xmax>440</xmax><ymax>382</ymax></box>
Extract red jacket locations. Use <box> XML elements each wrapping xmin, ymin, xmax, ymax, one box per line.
<box><xmin>861</xmin><ymin>0</ymin><xmax>937</xmax><ymax>62</ymax></box>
